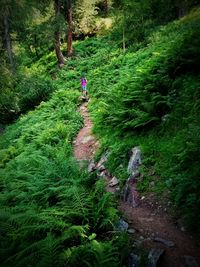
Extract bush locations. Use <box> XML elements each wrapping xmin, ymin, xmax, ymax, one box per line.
<box><xmin>17</xmin><ymin>75</ymin><xmax>55</xmax><ymax>113</ymax></box>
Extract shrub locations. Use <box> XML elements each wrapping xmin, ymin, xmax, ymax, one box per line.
<box><xmin>17</xmin><ymin>75</ymin><xmax>55</xmax><ymax>113</ymax></box>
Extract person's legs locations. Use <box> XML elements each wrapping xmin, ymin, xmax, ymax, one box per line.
<box><xmin>82</xmin><ymin>86</ymin><xmax>87</xmax><ymax>97</ymax></box>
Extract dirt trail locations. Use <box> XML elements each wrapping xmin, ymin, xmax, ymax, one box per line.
<box><xmin>73</xmin><ymin>103</ymin><xmax>200</xmax><ymax>267</ymax></box>
<box><xmin>73</xmin><ymin>102</ymin><xmax>99</xmax><ymax>161</ymax></box>
<box><xmin>119</xmin><ymin>200</ymin><xmax>200</xmax><ymax>266</ymax></box>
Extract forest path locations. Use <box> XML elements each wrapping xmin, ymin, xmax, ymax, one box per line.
<box><xmin>73</xmin><ymin>102</ymin><xmax>200</xmax><ymax>267</ymax></box>
<box><xmin>73</xmin><ymin>101</ymin><xmax>99</xmax><ymax>161</ymax></box>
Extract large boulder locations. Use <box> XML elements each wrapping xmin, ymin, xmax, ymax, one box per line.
<box><xmin>127</xmin><ymin>147</ymin><xmax>142</xmax><ymax>176</ymax></box>
<box><xmin>123</xmin><ymin>147</ymin><xmax>142</xmax><ymax>207</ymax></box>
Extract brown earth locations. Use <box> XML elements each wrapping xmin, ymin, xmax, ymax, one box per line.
<box><xmin>73</xmin><ymin>102</ymin><xmax>200</xmax><ymax>267</ymax></box>
<box><xmin>73</xmin><ymin>101</ymin><xmax>99</xmax><ymax>161</ymax></box>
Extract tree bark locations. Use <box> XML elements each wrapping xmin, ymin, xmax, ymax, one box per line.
<box><xmin>54</xmin><ymin>0</ymin><xmax>65</xmax><ymax>66</ymax></box>
<box><xmin>66</xmin><ymin>0</ymin><xmax>73</xmax><ymax>57</ymax></box>
<box><xmin>176</xmin><ymin>0</ymin><xmax>188</xmax><ymax>18</ymax></box>
<box><xmin>3</xmin><ymin>14</ymin><xmax>15</xmax><ymax>71</ymax></box>
<box><xmin>103</xmin><ymin>0</ymin><xmax>109</xmax><ymax>14</ymax></box>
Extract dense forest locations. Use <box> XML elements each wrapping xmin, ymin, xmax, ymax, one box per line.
<box><xmin>0</xmin><ymin>0</ymin><xmax>200</xmax><ymax>266</ymax></box>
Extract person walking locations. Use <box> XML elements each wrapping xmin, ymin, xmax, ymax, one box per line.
<box><xmin>81</xmin><ymin>76</ymin><xmax>87</xmax><ymax>97</ymax></box>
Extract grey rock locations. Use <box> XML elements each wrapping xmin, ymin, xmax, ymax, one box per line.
<box><xmin>97</xmin><ymin>170</ymin><xmax>107</xmax><ymax>179</ymax></box>
<box><xmin>88</xmin><ymin>161</ymin><xmax>96</xmax><ymax>172</ymax></box>
<box><xmin>127</xmin><ymin>228</ymin><xmax>136</xmax><ymax>234</ymax></box>
<box><xmin>109</xmin><ymin>176</ymin><xmax>119</xmax><ymax>187</ymax></box>
<box><xmin>146</xmin><ymin>248</ymin><xmax>165</xmax><ymax>267</ymax></box>
<box><xmin>96</xmin><ymin>151</ymin><xmax>110</xmax><ymax>168</ymax></box>
<box><xmin>127</xmin><ymin>147</ymin><xmax>142</xmax><ymax>175</ymax></box>
<box><xmin>153</xmin><ymin>237</ymin><xmax>175</xmax><ymax>247</ymax></box>
<box><xmin>149</xmin><ymin>181</ymin><xmax>155</xmax><ymax>188</ymax></box>
<box><xmin>98</xmin><ymin>164</ymin><xmax>106</xmax><ymax>171</ymax></box>
<box><xmin>183</xmin><ymin>256</ymin><xmax>198</xmax><ymax>267</ymax></box>
<box><xmin>130</xmin><ymin>170</ymin><xmax>140</xmax><ymax>179</ymax></box>
<box><xmin>127</xmin><ymin>253</ymin><xmax>140</xmax><ymax>267</ymax></box>
<box><xmin>116</xmin><ymin>219</ymin><xmax>129</xmax><ymax>232</ymax></box>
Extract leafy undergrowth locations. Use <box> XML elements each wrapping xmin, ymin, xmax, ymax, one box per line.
<box><xmin>1</xmin><ymin>7</ymin><xmax>200</xmax><ymax>266</ymax></box>
<box><xmin>0</xmin><ymin>88</ymin><xmax>129</xmax><ymax>266</ymax></box>
<box><xmin>85</xmin><ymin>8</ymin><xmax>200</xmax><ymax>231</ymax></box>
<box><xmin>47</xmin><ymin>8</ymin><xmax>200</xmax><ymax>232</ymax></box>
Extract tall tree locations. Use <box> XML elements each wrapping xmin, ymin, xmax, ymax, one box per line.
<box><xmin>0</xmin><ymin>1</ymin><xmax>16</xmax><ymax>71</ymax></box>
<box><xmin>66</xmin><ymin>0</ymin><xmax>73</xmax><ymax>57</ymax></box>
<box><xmin>54</xmin><ymin>0</ymin><xmax>66</xmax><ymax>65</ymax></box>
<box><xmin>3</xmin><ymin>11</ymin><xmax>15</xmax><ymax>71</ymax></box>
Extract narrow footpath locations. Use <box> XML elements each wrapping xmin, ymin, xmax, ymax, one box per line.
<box><xmin>73</xmin><ymin>102</ymin><xmax>200</xmax><ymax>267</ymax></box>
<box><xmin>73</xmin><ymin>102</ymin><xmax>99</xmax><ymax>161</ymax></box>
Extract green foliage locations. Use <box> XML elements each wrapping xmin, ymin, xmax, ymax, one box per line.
<box><xmin>0</xmin><ymin>83</ymin><xmax>128</xmax><ymax>266</ymax></box>
<box><xmin>17</xmin><ymin>75</ymin><xmax>55</xmax><ymax>113</ymax></box>
<box><xmin>86</xmin><ymin>8</ymin><xmax>200</xmax><ymax>231</ymax></box>
<box><xmin>111</xmin><ymin>0</ymin><xmax>200</xmax><ymax>49</ymax></box>
<box><xmin>1</xmin><ymin>3</ymin><xmax>200</xmax><ymax>266</ymax></box>
<box><xmin>0</xmin><ymin>73</ymin><xmax>55</xmax><ymax>124</ymax></box>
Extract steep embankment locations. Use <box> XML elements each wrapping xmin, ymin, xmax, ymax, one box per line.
<box><xmin>73</xmin><ymin>102</ymin><xmax>200</xmax><ymax>266</ymax></box>
<box><xmin>88</xmin><ymin>8</ymin><xmax>200</xmax><ymax>232</ymax></box>
<box><xmin>0</xmin><ymin>90</ymin><xmax>123</xmax><ymax>267</ymax></box>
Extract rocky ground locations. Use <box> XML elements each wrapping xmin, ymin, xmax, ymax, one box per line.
<box><xmin>73</xmin><ymin>102</ymin><xmax>200</xmax><ymax>267</ymax></box>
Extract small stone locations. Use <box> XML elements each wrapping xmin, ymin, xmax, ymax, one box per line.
<box><xmin>109</xmin><ymin>176</ymin><xmax>119</xmax><ymax>187</ymax></box>
<box><xmin>141</xmin><ymin>196</ymin><xmax>145</xmax><ymax>200</ymax></box>
<box><xmin>116</xmin><ymin>219</ymin><xmax>129</xmax><ymax>232</ymax></box>
<box><xmin>88</xmin><ymin>161</ymin><xmax>96</xmax><ymax>172</ymax></box>
<box><xmin>127</xmin><ymin>228</ymin><xmax>136</xmax><ymax>234</ymax></box>
<box><xmin>139</xmin><ymin>236</ymin><xmax>144</xmax><ymax>240</ymax></box>
<box><xmin>181</xmin><ymin>226</ymin><xmax>185</xmax><ymax>232</ymax></box>
<box><xmin>98</xmin><ymin>164</ymin><xmax>106</xmax><ymax>171</ymax></box>
<box><xmin>149</xmin><ymin>181</ymin><xmax>155</xmax><ymax>187</ymax></box>
<box><xmin>153</xmin><ymin>237</ymin><xmax>175</xmax><ymax>247</ymax></box>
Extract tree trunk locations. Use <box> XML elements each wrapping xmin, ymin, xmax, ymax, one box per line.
<box><xmin>103</xmin><ymin>0</ymin><xmax>109</xmax><ymax>14</ymax></box>
<box><xmin>66</xmin><ymin>0</ymin><xmax>73</xmax><ymax>57</ymax></box>
<box><xmin>177</xmin><ymin>0</ymin><xmax>188</xmax><ymax>18</ymax></box>
<box><xmin>54</xmin><ymin>0</ymin><xmax>65</xmax><ymax>66</ymax></box>
<box><xmin>3</xmin><ymin>14</ymin><xmax>15</xmax><ymax>71</ymax></box>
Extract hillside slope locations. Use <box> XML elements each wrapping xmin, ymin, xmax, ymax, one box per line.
<box><xmin>87</xmin><ymin>8</ymin><xmax>200</xmax><ymax>231</ymax></box>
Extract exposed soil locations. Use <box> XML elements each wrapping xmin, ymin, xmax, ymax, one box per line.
<box><xmin>119</xmin><ymin>198</ymin><xmax>200</xmax><ymax>266</ymax></box>
<box><xmin>73</xmin><ymin>103</ymin><xmax>200</xmax><ymax>267</ymax></box>
<box><xmin>73</xmin><ymin>102</ymin><xmax>99</xmax><ymax>161</ymax></box>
